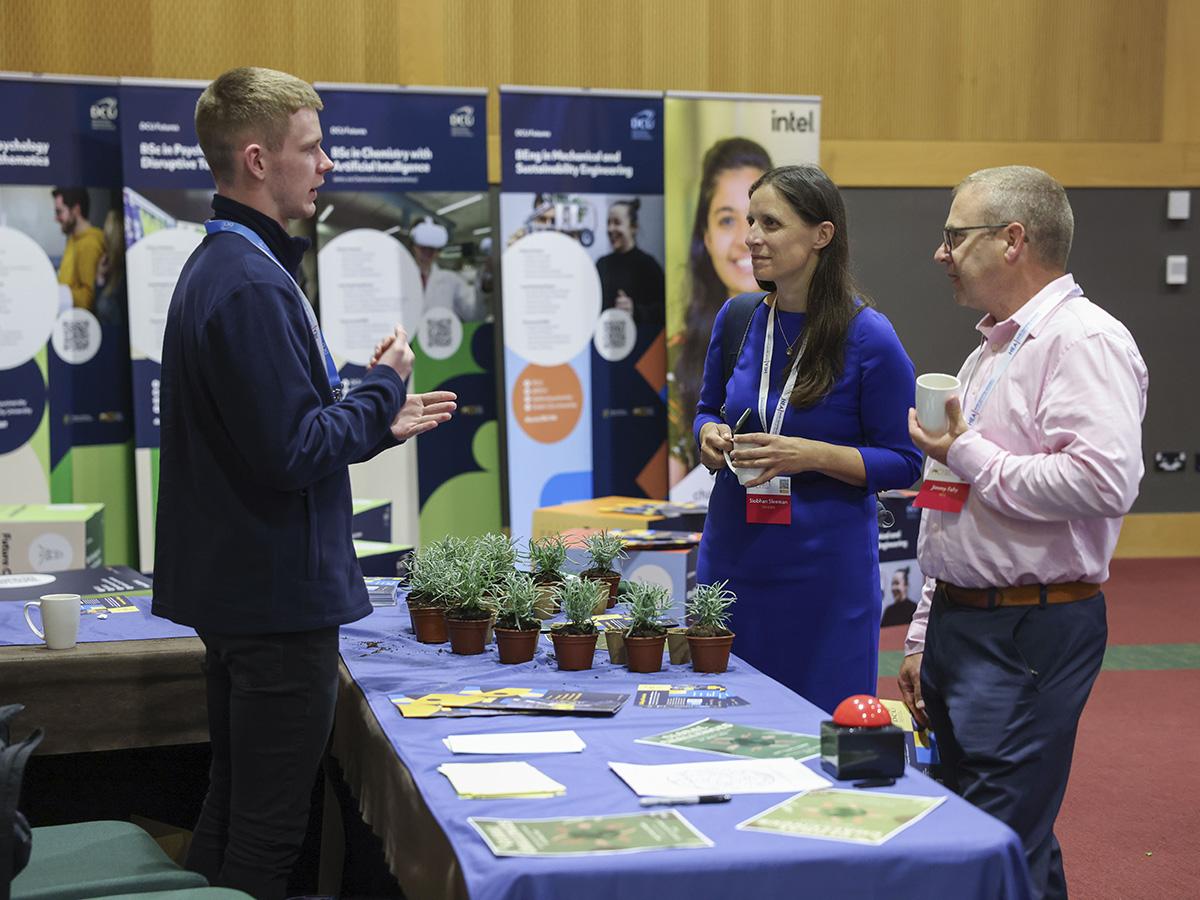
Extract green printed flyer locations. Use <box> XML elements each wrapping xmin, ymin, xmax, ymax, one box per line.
<box><xmin>738</xmin><ymin>790</ymin><xmax>945</xmax><ymax>845</ymax></box>
<box><xmin>637</xmin><ymin>718</ymin><xmax>819</xmax><ymax>760</ymax></box>
<box><xmin>469</xmin><ymin>810</ymin><xmax>712</xmax><ymax>857</ymax></box>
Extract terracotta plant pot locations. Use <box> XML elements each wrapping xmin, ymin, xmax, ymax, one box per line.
<box><xmin>582</xmin><ymin>569</ymin><xmax>620</xmax><ymax>610</ymax></box>
<box><xmin>551</xmin><ymin>631</ymin><xmax>598</xmax><ymax>670</ymax></box>
<box><xmin>408</xmin><ymin>604</ymin><xmax>448</xmax><ymax>644</ymax></box>
<box><xmin>625</xmin><ymin>633</ymin><xmax>667</xmax><ymax>673</ymax></box>
<box><xmin>604</xmin><ymin>628</ymin><xmax>628</xmax><ymax>665</ymax></box>
<box><xmin>666</xmin><ymin>628</ymin><xmax>692</xmax><ymax>665</ymax></box>
<box><xmin>687</xmin><ymin>632</ymin><xmax>735</xmax><ymax>673</ymax></box>
<box><xmin>447</xmin><ymin>616</ymin><xmax>491</xmax><ymax>655</ymax></box>
<box><xmin>495</xmin><ymin>627</ymin><xmax>540</xmax><ymax>664</ymax></box>
<box><xmin>533</xmin><ymin>578</ymin><xmax>562</xmax><ymax>619</ymax></box>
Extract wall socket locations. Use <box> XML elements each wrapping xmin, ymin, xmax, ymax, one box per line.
<box><xmin>1166</xmin><ymin>255</ymin><xmax>1188</xmax><ymax>285</ymax></box>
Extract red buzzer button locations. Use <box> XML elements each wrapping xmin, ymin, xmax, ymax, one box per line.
<box><xmin>832</xmin><ymin>694</ymin><xmax>892</xmax><ymax>728</ymax></box>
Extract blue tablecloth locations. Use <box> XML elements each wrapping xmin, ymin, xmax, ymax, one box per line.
<box><xmin>0</xmin><ymin>590</ymin><xmax>196</xmax><ymax>646</ymax></box>
<box><xmin>338</xmin><ymin>603</ymin><xmax>1033</xmax><ymax>900</ymax></box>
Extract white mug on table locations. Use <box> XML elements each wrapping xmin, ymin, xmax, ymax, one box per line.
<box><xmin>23</xmin><ymin>593</ymin><xmax>81</xmax><ymax>650</ymax></box>
<box><xmin>915</xmin><ymin>373</ymin><xmax>961</xmax><ymax>435</ymax></box>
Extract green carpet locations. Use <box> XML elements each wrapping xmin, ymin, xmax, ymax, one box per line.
<box><xmin>877</xmin><ymin>643</ymin><xmax>1200</xmax><ymax>678</ymax></box>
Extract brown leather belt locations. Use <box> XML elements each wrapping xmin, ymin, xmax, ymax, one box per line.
<box><xmin>936</xmin><ymin>580</ymin><xmax>1101</xmax><ymax>609</ymax></box>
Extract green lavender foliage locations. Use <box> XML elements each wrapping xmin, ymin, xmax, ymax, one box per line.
<box><xmin>687</xmin><ymin>581</ymin><xmax>737</xmax><ymax>633</ymax></box>
<box><xmin>556</xmin><ymin>577</ymin><xmax>603</xmax><ymax>631</ymax></box>
<box><xmin>624</xmin><ymin>581</ymin><xmax>674</xmax><ymax>635</ymax></box>
<box><xmin>583</xmin><ymin>530</ymin><xmax>627</xmax><ymax>572</ymax></box>
<box><xmin>528</xmin><ymin>533</ymin><xmax>569</xmax><ymax>577</ymax></box>
<box><xmin>495</xmin><ymin>570</ymin><xmax>540</xmax><ymax>631</ymax></box>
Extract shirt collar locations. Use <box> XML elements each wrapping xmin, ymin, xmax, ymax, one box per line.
<box><xmin>975</xmin><ymin>273</ymin><xmax>1078</xmax><ymax>348</ymax></box>
<box><xmin>210</xmin><ymin>194</ymin><xmax>311</xmax><ymax>277</ymax></box>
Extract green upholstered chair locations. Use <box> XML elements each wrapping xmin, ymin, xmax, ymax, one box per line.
<box><xmin>10</xmin><ymin>821</ymin><xmax>208</xmax><ymax>900</ymax></box>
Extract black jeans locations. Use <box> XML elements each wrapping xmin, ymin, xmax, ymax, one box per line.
<box><xmin>922</xmin><ymin>590</ymin><xmax>1107</xmax><ymax>900</ymax></box>
<box><xmin>187</xmin><ymin>626</ymin><xmax>340</xmax><ymax>900</ymax></box>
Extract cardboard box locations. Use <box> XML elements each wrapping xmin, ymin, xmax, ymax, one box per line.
<box><xmin>532</xmin><ymin>496</ymin><xmax>706</xmax><ymax>539</ymax></box>
<box><xmin>351</xmin><ymin>498</ymin><xmax>392</xmax><ymax>542</ymax></box>
<box><xmin>354</xmin><ymin>540</ymin><xmax>413</xmax><ymax>578</ymax></box>
<box><xmin>0</xmin><ymin>504</ymin><xmax>104</xmax><ymax>574</ymax></box>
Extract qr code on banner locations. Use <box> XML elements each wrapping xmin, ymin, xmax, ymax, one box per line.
<box><xmin>603</xmin><ymin>316</ymin><xmax>627</xmax><ymax>349</ymax></box>
<box><xmin>426</xmin><ymin>316</ymin><xmax>453</xmax><ymax>349</ymax></box>
<box><xmin>61</xmin><ymin>319</ymin><xmax>91</xmax><ymax>354</ymax></box>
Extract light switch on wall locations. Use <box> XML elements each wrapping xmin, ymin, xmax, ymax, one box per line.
<box><xmin>1165</xmin><ymin>255</ymin><xmax>1188</xmax><ymax>285</ymax></box>
<box><xmin>1167</xmin><ymin>190</ymin><xmax>1191</xmax><ymax>221</ymax></box>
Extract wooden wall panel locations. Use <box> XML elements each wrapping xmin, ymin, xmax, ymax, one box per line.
<box><xmin>0</xmin><ymin>0</ymin><xmax>1195</xmax><ymax>185</ymax></box>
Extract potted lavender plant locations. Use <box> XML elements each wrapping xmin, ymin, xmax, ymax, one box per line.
<box><xmin>686</xmin><ymin>581</ymin><xmax>737</xmax><ymax>673</ymax></box>
<box><xmin>493</xmin><ymin>570</ymin><xmax>542</xmax><ymax>664</ymax></box>
<box><xmin>549</xmin><ymin>577</ymin><xmax>603</xmax><ymax>670</ymax></box>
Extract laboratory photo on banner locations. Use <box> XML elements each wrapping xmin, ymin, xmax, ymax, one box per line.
<box><xmin>663</xmin><ymin>92</ymin><xmax>820</xmax><ymax>502</ymax></box>
<box><xmin>500</xmin><ymin>189</ymin><xmax>667</xmax><ymax>514</ymax></box>
<box><xmin>502</xmin><ymin>191</ymin><xmax>665</xmax><ymax>341</ymax></box>
<box><xmin>315</xmin><ymin>189</ymin><xmax>501</xmax><ymax>542</ymax></box>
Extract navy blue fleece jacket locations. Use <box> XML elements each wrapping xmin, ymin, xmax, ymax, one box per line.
<box><xmin>152</xmin><ymin>195</ymin><xmax>405</xmax><ymax>633</ymax></box>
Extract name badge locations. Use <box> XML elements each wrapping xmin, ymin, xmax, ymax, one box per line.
<box><xmin>914</xmin><ymin>460</ymin><xmax>970</xmax><ymax>513</ymax></box>
<box><xmin>746</xmin><ymin>476</ymin><xmax>791</xmax><ymax>525</ymax></box>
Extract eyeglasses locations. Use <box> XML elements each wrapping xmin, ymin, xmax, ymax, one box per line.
<box><xmin>942</xmin><ymin>224</ymin><xmax>1013</xmax><ymax>251</ymax></box>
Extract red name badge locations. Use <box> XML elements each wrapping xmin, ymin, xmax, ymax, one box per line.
<box><xmin>746</xmin><ymin>476</ymin><xmax>791</xmax><ymax>525</ymax></box>
<box><xmin>914</xmin><ymin>460</ymin><xmax>971</xmax><ymax>513</ymax></box>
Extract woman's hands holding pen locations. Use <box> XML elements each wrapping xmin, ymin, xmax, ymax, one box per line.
<box><xmin>698</xmin><ymin>422</ymin><xmax>735</xmax><ymax>472</ymax></box>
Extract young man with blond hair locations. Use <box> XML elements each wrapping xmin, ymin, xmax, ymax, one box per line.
<box><xmin>153</xmin><ymin>66</ymin><xmax>455</xmax><ymax>899</ymax></box>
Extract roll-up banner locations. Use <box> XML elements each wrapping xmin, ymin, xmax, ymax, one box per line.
<box><xmin>118</xmin><ymin>77</ymin><xmax>213</xmax><ymax>571</ymax></box>
<box><xmin>499</xmin><ymin>86</ymin><xmax>667</xmax><ymax>542</ymax></box>
<box><xmin>663</xmin><ymin>91</ymin><xmax>821</xmax><ymax>503</ymax></box>
<box><xmin>313</xmin><ymin>83</ymin><xmax>499</xmax><ymax>546</ymax></box>
<box><xmin>0</xmin><ymin>72</ymin><xmax>136</xmax><ymax>568</ymax></box>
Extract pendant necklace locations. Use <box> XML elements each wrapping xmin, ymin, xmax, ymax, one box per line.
<box><xmin>776</xmin><ymin>312</ymin><xmax>800</xmax><ymax>357</ymax></box>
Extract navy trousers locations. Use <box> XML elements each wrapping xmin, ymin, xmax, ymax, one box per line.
<box><xmin>921</xmin><ymin>589</ymin><xmax>1107</xmax><ymax>900</ymax></box>
<box><xmin>187</xmin><ymin>626</ymin><xmax>341</xmax><ymax>900</ymax></box>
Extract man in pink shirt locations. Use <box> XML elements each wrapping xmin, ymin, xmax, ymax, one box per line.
<box><xmin>900</xmin><ymin>166</ymin><xmax>1148</xmax><ymax>900</ymax></box>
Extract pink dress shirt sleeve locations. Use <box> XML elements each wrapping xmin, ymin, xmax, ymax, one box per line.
<box><xmin>905</xmin><ymin>576</ymin><xmax>936</xmax><ymax>655</ymax></box>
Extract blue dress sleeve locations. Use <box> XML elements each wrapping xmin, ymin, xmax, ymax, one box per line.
<box><xmin>854</xmin><ymin>310</ymin><xmax>923</xmax><ymax>493</ymax></box>
<box><xmin>693</xmin><ymin>299</ymin><xmax>734</xmax><ymax>448</ymax></box>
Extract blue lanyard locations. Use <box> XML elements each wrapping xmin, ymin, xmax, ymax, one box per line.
<box><xmin>961</xmin><ymin>282</ymin><xmax>1082</xmax><ymax>427</ymax></box>
<box><xmin>205</xmin><ymin>219</ymin><xmax>343</xmax><ymax>401</ymax></box>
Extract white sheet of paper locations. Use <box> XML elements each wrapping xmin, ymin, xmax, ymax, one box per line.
<box><xmin>442</xmin><ymin>730</ymin><xmax>586</xmax><ymax>755</ymax></box>
<box><xmin>608</xmin><ymin>757</ymin><xmax>831</xmax><ymax>798</ymax></box>
<box><xmin>437</xmin><ymin>761</ymin><xmax>566</xmax><ymax>799</ymax></box>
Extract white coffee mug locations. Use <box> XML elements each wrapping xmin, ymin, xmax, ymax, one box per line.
<box><xmin>723</xmin><ymin>450</ymin><xmax>765</xmax><ymax>486</ymax></box>
<box><xmin>24</xmin><ymin>593</ymin><xmax>81</xmax><ymax>650</ymax></box>
<box><xmin>915</xmin><ymin>373</ymin><xmax>962</xmax><ymax>436</ymax></box>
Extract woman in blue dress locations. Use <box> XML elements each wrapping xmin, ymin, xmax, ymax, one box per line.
<box><xmin>694</xmin><ymin>165</ymin><xmax>921</xmax><ymax>713</ymax></box>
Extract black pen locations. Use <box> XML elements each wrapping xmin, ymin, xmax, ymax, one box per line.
<box><xmin>732</xmin><ymin>408</ymin><xmax>752</xmax><ymax>435</ymax></box>
<box><xmin>639</xmin><ymin>794</ymin><xmax>732</xmax><ymax>807</ymax></box>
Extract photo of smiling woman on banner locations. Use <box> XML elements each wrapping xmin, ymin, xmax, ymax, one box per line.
<box><xmin>664</xmin><ymin>91</ymin><xmax>822</xmax><ymax>500</ymax></box>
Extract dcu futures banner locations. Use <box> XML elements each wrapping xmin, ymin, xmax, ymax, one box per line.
<box><xmin>314</xmin><ymin>84</ymin><xmax>497</xmax><ymax>545</ymax></box>
<box><xmin>500</xmin><ymin>87</ymin><xmax>666</xmax><ymax>541</ymax></box>
<box><xmin>0</xmin><ymin>73</ymin><xmax>136</xmax><ymax>568</ymax></box>
<box><xmin>118</xmin><ymin>77</ymin><xmax>211</xmax><ymax>570</ymax></box>
<box><xmin>663</xmin><ymin>91</ymin><xmax>820</xmax><ymax>504</ymax></box>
